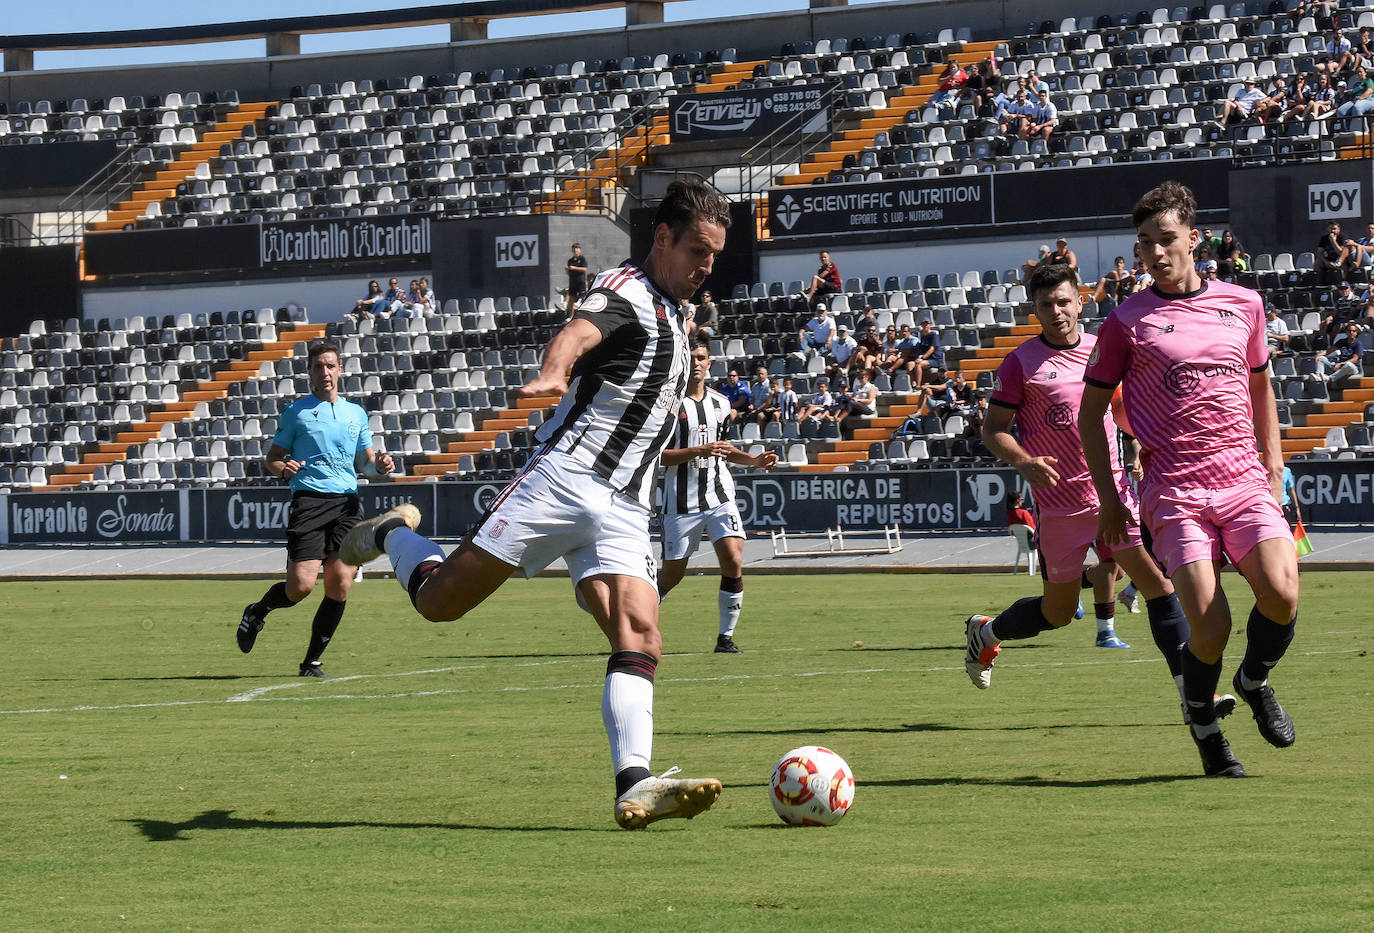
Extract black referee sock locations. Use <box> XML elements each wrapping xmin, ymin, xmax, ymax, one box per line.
<box><xmin>303</xmin><ymin>596</ymin><xmax>346</xmax><ymax>666</ymax></box>
<box><xmin>256</xmin><ymin>581</ymin><xmax>299</xmax><ymax>616</ymax></box>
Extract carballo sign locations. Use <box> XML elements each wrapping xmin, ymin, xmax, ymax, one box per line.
<box><xmin>261</xmin><ymin>216</ymin><xmax>431</xmax><ymax>268</ymax></box>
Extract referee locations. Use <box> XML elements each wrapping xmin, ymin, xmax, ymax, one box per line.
<box><xmin>237</xmin><ymin>340</ymin><xmax>396</xmax><ymax>676</ymax></box>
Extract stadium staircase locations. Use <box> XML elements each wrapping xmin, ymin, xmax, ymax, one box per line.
<box><xmin>405</xmin><ymin>392</ymin><xmax>558</xmax><ymax>481</ymax></box>
<box><xmin>42</xmin><ymin>321</ymin><xmax>325</xmax><ymax>488</ymax></box>
<box><xmin>87</xmin><ymin>101</ymin><xmax>275</xmax><ymax>233</ymax></box>
<box><xmin>1280</xmin><ymin>376</ymin><xmax>1374</xmax><ymax>458</ymax></box>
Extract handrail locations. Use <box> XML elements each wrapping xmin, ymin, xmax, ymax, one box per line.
<box><xmin>736</xmin><ymin>79</ymin><xmax>843</xmax><ymax>199</ymax></box>
<box><xmin>51</xmin><ymin>144</ymin><xmax>146</xmax><ymax>244</ymax></box>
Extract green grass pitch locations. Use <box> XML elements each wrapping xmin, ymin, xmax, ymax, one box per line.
<box><xmin>1</xmin><ymin>571</ymin><xmax>1370</xmax><ymax>931</ymax></box>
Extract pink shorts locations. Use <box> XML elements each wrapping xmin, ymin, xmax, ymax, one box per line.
<box><xmin>1038</xmin><ymin>505</ymin><xmax>1143</xmax><ymax>585</ymax></box>
<box><xmin>1141</xmin><ymin>481</ymin><xmax>1291</xmax><ymax>576</ymax></box>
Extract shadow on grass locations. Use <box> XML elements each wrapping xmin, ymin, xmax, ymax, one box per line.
<box><xmin>662</xmin><ymin>721</ymin><xmax>1166</xmax><ymax>738</ymax></box>
<box><xmin>124</xmin><ymin>809</ymin><xmax>604</xmax><ymax>841</ymax></box>
<box><xmin>421</xmin><ymin>651</ymin><xmax>606</xmax><ymax>661</ymax></box>
<box><xmin>94</xmin><ymin>675</ymin><xmax>257</xmax><ymax>682</ymax></box>
<box><xmin>729</xmin><ymin>773</ymin><xmax>1202</xmax><ymax>790</ymax></box>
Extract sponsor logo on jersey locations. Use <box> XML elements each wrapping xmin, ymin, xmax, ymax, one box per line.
<box><xmin>1045</xmin><ymin>401</ymin><xmax>1074</xmax><ymax>430</ymax></box>
<box><xmin>1164</xmin><ymin>361</ymin><xmax>1201</xmax><ymax>396</ymax></box>
<box><xmin>488</xmin><ymin>518</ymin><xmax>508</xmax><ymax>539</ymax></box>
<box><xmin>578</xmin><ymin>292</ymin><xmax>609</xmax><ymax>314</ymax></box>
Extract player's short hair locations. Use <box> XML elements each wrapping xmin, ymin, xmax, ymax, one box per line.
<box><xmin>690</xmin><ymin>333</ymin><xmax>712</xmax><ymax>353</ymax></box>
<box><xmin>1132</xmin><ymin>180</ymin><xmax>1197</xmax><ymax>230</ymax></box>
<box><xmin>308</xmin><ymin>340</ymin><xmax>341</xmax><ymax>365</ymax></box>
<box><xmin>653</xmin><ymin>178</ymin><xmax>732</xmax><ymax>241</ymax></box>
<box><xmin>1026</xmin><ymin>262</ymin><xmax>1080</xmax><ymax>301</ymax></box>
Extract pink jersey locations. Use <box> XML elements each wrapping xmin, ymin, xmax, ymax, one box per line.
<box><xmin>990</xmin><ymin>332</ymin><xmax>1129</xmax><ymax>516</ymax></box>
<box><xmin>1083</xmin><ymin>280</ymin><xmax>1269</xmax><ymax>495</ymax></box>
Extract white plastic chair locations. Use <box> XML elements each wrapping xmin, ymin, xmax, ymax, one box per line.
<box><xmin>1009</xmin><ymin>524</ymin><xmax>1037</xmax><ymax>575</ymax></box>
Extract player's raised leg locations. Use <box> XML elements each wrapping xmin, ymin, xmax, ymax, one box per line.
<box><xmin>965</xmin><ymin>578</ymin><xmax>1081</xmax><ymax>689</ymax></box>
<box><xmin>580</xmin><ymin>573</ymin><xmax>722</xmax><ymax>829</ymax></box>
<box><xmin>239</xmin><ymin>559</ymin><xmax>313</xmax><ymax>653</ymax></box>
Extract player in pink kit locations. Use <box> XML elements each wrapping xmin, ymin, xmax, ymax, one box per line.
<box><xmin>1080</xmin><ymin>181</ymin><xmax>1298</xmax><ymax>778</ymax></box>
<box><xmin>964</xmin><ymin>263</ymin><xmax>1206</xmax><ymax>722</ymax></box>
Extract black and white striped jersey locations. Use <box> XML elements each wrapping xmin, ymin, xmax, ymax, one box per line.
<box><xmin>534</xmin><ymin>261</ymin><xmax>690</xmax><ymax>509</ymax></box>
<box><xmin>662</xmin><ymin>388</ymin><xmax>736</xmax><ymax>516</ymax></box>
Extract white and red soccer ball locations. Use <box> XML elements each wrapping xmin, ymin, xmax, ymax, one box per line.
<box><xmin>768</xmin><ymin>746</ymin><xmax>855</xmax><ymax>826</ymax></box>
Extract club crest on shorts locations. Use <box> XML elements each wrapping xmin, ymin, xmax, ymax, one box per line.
<box><xmin>488</xmin><ymin>518</ymin><xmax>509</xmax><ymax>539</ymax></box>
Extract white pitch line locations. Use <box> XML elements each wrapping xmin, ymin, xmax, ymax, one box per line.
<box><xmin>226</xmin><ymin>665</ymin><xmax>486</xmax><ymax>702</ymax></box>
<box><xmin>0</xmin><ymin>649</ymin><xmax>1361</xmax><ymax>717</ymax></box>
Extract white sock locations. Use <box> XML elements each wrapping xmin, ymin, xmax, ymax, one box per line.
<box><xmin>1237</xmin><ymin>669</ymin><xmax>1267</xmax><ymax>691</ymax></box>
<box><xmin>384</xmin><ymin>526</ymin><xmax>444</xmax><ymax>593</ymax></box>
<box><xmin>602</xmin><ymin>672</ymin><xmax>654</xmax><ymax>776</ymax></box>
<box><xmin>1122</xmin><ymin>582</ymin><xmax>1138</xmax><ymax>599</ymax></box>
<box><xmin>1173</xmin><ymin>674</ymin><xmax>1186</xmax><ymax>704</ymax></box>
<box><xmin>1096</xmin><ymin>616</ymin><xmax>1115</xmax><ymax>635</ymax></box>
<box><xmin>718</xmin><ymin>589</ymin><xmax>742</xmax><ymax>637</ymax></box>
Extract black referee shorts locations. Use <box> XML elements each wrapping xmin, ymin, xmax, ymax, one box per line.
<box><xmin>286</xmin><ymin>491</ymin><xmax>364</xmax><ymax>563</ymax></box>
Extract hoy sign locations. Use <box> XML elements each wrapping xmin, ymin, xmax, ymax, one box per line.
<box><xmin>495</xmin><ymin>235</ymin><xmax>540</xmax><ymax>268</ymax></box>
<box><xmin>1308</xmin><ymin>182</ymin><xmax>1362</xmax><ymax>220</ymax></box>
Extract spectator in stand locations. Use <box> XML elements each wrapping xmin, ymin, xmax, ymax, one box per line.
<box><xmin>1216</xmin><ymin>78</ymin><xmax>1266</xmax><ymax>127</ymax></box>
<box><xmin>998</xmin><ymin>88</ymin><xmax>1033</xmax><ymax>138</ymax></box>
<box><xmin>1279</xmin><ymin>73</ymin><xmax>1313</xmax><ymax>122</ymax></box>
<box><xmin>907</xmin><ymin>319</ymin><xmax>945</xmax><ymax>384</ymax></box>
<box><xmin>930</xmin><ymin>59</ymin><xmax>971</xmax><ymax>115</ymax></box>
<box><xmin>1131</xmin><ymin>251</ymin><xmax>1155</xmax><ymax>291</ymax></box>
<box><xmin>799</xmin><ymin>301</ymin><xmax>836</xmax><ymax>354</ymax></box>
<box><xmin>1196</xmin><ymin>227</ymin><xmax>1221</xmax><ymax>256</ymax></box>
<box><xmin>1291</xmin><ymin>0</ymin><xmax>1335</xmax><ymax>30</ymax></box>
<box><xmin>1333</xmin><ymin>64</ymin><xmax>1374</xmax><ymax>131</ymax></box>
<box><xmin>395</xmin><ymin>279</ymin><xmax>425</xmax><ymax>318</ymax></box>
<box><xmin>1354</xmin><ymin>26</ymin><xmax>1374</xmax><ymax>71</ymax></box>
<box><xmin>1093</xmin><ymin>256</ymin><xmax>1137</xmax><ymax>309</ymax></box>
<box><xmin>1354</xmin><ymin>222</ymin><xmax>1374</xmax><ymax>268</ymax></box>
<box><xmin>1023</xmin><ymin>69</ymin><xmax>1045</xmax><ymax>97</ymax></box>
<box><xmin>1316</xmin><ymin>322</ymin><xmax>1366</xmax><ymax>382</ymax></box>
<box><xmin>417</xmin><ymin>277</ymin><xmax>438</xmax><ymax>317</ymax></box>
<box><xmin>854</xmin><ymin>304</ymin><xmax>879</xmax><ymax>332</ymax></box>
<box><xmin>1046</xmin><ymin>238</ymin><xmax>1077</xmax><ymax>270</ymax></box>
<box><xmin>1215</xmin><ymin>229</ymin><xmax>1250</xmax><ymax>281</ymax></box>
<box><xmin>799</xmin><ymin>377</ymin><xmax>834</xmax><ymax>421</ymax></box>
<box><xmin>1321</xmin><ymin>279</ymin><xmax>1363</xmax><ymax>340</ymax></box>
<box><xmin>1317</xmin><ymin>221</ymin><xmax>1358</xmax><ymax>285</ymax></box>
<box><xmin>829</xmin><ymin>323</ymin><xmax>860</xmax><ymax>378</ymax></box>
<box><xmin>352</xmin><ymin>280</ymin><xmax>386</xmax><ymax>320</ymax></box>
<box><xmin>380</xmin><ymin>277</ymin><xmax>406</xmax><ymax>316</ymax></box>
<box><xmin>565</xmin><ymin>243</ymin><xmax>589</xmax><ymax>304</ymax></box>
<box><xmin>719</xmin><ymin>369</ymin><xmax>752</xmax><ymax>420</ymax></box>
<box><xmin>854</xmin><ymin>322</ymin><xmax>884</xmax><ymax>372</ymax></box>
<box><xmin>832</xmin><ymin>368</ymin><xmax>878</xmax><ymax>430</ymax></box>
<box><xmin>803</xmin><ymin>250</ymin><xmax>842</xmax><ymax>304</ymax></box>
<box><xmin>967</xmin><ymin>393</ymin><xmax>990</xmax><ymax>438</ymax></box>
<box><xmin>1006</xmin><ymin>491</ymin><xmax>1037</xmax><ymax>546</ymax></box>
<box><xmin>1307</xmin><ymin>72</ymin><xmax>1338</xmax><ymax>119</ymax></box>
<box><xmin>694</xmin><ymin>290</ymin><xmax>719</xmax><ymax>338</ymax></box>
<box><xmin>966</xmin><ymin>56</ymin><xmax>1001</xmax><ymax>111</ymax></box>
<box><xmin>748</xmin><ymin>367</ymin><xmax>774</xmax><ymax>424</ymax></box>
<box><xmin>776</xmin><ymin>378</ymin><xmax>799</xmax><ymax>423</ymax></box>
<box><xmin>1265</xmin><ymin>307</ymin><xmax>1291</xmax><ymax>358</ymax></box>
<box><xmin>1253</xmin><ymin>78</ymin><xmax>1289</xmax><ymax>122</ymax></box>
<box><xmin>938</xmin><ymin>369</ymin><xmax>976</xmax><ymax>415</ymax></box>
<box><xmin>1020</xmin><ymin>244</ymin><xmax>1051</xmax><ymax>283</ymax></box>
<box><xmin>886</xmin><ymin>323</ymin><xmax>918</xmax><ymax>374</ymax></box>
<box><xmin>1195</xmin><ymin>245</ymin><xmax>1219</xmax><ymax>279</ymax></box>
<box><xmin>1022</xmin><ymin>88</ymin><xmax>1058</xmax><ymax>142</ymax></box>
<box><xmin>877</xmin><ymin>324</ymin><xmax>903</xmax><ymax>371</ymax></box>
<box><xmin>1314</xmin><ymin>24</ymin><xmax>1354</xmax><ymax>77</ymax></box>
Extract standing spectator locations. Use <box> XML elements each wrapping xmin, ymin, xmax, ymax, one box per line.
<box><xmin>237</xmin><ymin>341</ymin><xmax>397</xmax><ymax>677</ymax></box>
<box><xmin>803</xmin><ymin>250</ymin><xmax>842</xmax><ymax>304</ymax></box>
<box><xmin>1265</xmin><ymin>307</ymin><xmax>1291</xmax><ymax>357</ymax></box>
<box><xmin>1022</xmin><ymin>88</ymin><xmax>1058</xmax><ymax>142</ymax></box>
<box><xmin>1215</xmin><ymin>230</ymin><xmax>1250</xmax><ymax>281</ymax></box>
<box><xmin>907</xmin><ymin>319</ymin><xmax>945</xmax><ymax>384</ymax></box>
<box><xmin>799</xmin><ymin>301</ymin><xmax>836</xmax><ymax>354</ymax></box>
<box><xmin>1046</xmin><ymin>238</ymin><xmax>1077</xmax><ymax>270</ymax></box>
<box><xmin>776</xmin><ymin>377</ymin><xmax>799</xmax><ymax>423</ymax></box>
<box><xmin>829</xmin><ymin>323</ymin><xmax>860</xmax><ymax>378</ymax></box>
<box><xmin>1316</xmin><ymin>322</ymin><xmax>1365</xmax><ymax>382</ymax></box>
<box><xmin>1216</xmin><ymin>78</ymin><xmax>1266</xmax><ymax>126</ymax></box>
<box><xmin>565</xmin><ymin>243</ymin><xmax>589</xmax><ymax>304</ymax></box>
<box><xmin>1316</xmin><ymin>221</ymin><xmax>1357</xmax><ymax>285</ymax></box>
<box><xmin>1314</xmin><ymin>24</ymin><xmax>1354</xmax><ymax>76</ymax></box>
<box><xmin>694</xmin><ymin>290</ymin><xmax>719</xmax><ymax>337</ymax></box>
<box><xmin>719</xmin><ymin>369</ymin><xmax>752</xmax><ymax>420</ymax></box>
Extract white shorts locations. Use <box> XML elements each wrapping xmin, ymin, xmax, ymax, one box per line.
<box><xmin>471</xmin><ymin>450</ymin><xmax>657</xmax><ymax>590</ymax></box>
<box><xmin>661</xmin><ymin>501</ymin><xmax>744</xmax><ymax>561</ymax></box>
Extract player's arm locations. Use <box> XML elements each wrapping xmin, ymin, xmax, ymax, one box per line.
<box><xmin>725</xmin><ymin>445</ymin><xmax>779</xmax><ymax>469</ymax></box>
<box><xmin>1079</xmin><ymin>383</ymin><xmax>1134</xmax><ymax>544</ymax></box>
<box><xmin>265</xmin><ymin>443</ymin><xmax>305</xmax><ymax>481</ymax></box>
<box><xmin>519</xmin><ymin>317</ymin><xmax>603</xmax><ymax>398</ymax></box>
<box><xmin>1250</xmin><ymin>368</ymin><xmax>1284</xmax><ymax>504</ymax></box>
<box><xmin>981</xmin><ymin>402</ymin><xmax>1060</xmax><ymax>488</ymax></box>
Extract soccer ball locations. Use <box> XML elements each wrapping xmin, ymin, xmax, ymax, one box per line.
<box><xmin>768</xmin><ymin>746</ymin><xmax>855</xmax><ymax>826</ymax></box>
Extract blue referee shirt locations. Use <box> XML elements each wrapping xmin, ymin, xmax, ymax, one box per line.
<box><xmin>272</xmin><ymin>395</ymin><xmax>373</xmax><ymax>494</ymax></box>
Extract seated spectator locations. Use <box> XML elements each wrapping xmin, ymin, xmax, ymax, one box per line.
<box><xmin>877</xmin><ymin>324</ymin><xmax>903</xmax><ymax>370</ymax></box>
<box><xmin>1279</xmin><ymin>74</ymin><xmax>1314</xmax><ymax>122</ymax></box>
<box><xmin>1046</xmin><ymin>237</ymin><xmax>1077</xmax><ymax>270</ymax></box>
<box><xmin>935</xmin><ymin>370</ymin><xmax>975</xmax><ymax>415</ymax></box>
<box><xmin>1006</xmin><ymin>491</ymin><xmax>1037</xmax><ymax>546</ymax></box>
<box><xmin>930</xmin><ymin>59</ymin><xmax>970</xmax><ymax>114</ymax></box>
<box><xmin>853</xmin><ymin>322</ymin><xmax>884</xmax><ymax>371</ymax></box>
<box><xmin>966</xmin><ymin>393</ymin><xmax>990</xmax><ymax>438</ymax></box>
<box><xmin>1291</xmin><ymin>0</ymin><xmax>1335</xmax><ymax>30</ymax></box>
<box><xmin>1093</xmin><ymin>256</ymin><xmax>1136</xmax><ymax>308</ymax></box>
<box><xmin>832</xmin><ymin>368</ymin><xmax>879</xmax><ymax>429</ymax></box>
<box><xmin>694</xmin><ymin>290</ymin><xmax>719</xmax><ymax>338</ymax></box>
<box><xmin>1316</xmin><ymin>323</ymin><xmax>1365</xmax><ymax>381</ymax></box>
<box><xmin>854</xmin><ymin>305</ymin><xmax>879</xmax><ymax>332</ymax></box>
<box><xmin>799</xmin><ymin>302</ymin><xmax>836</xmax><ymax>354</ymax></box>
<box><xmin>397</xmin><ymin>279</ymin><xmax>431</xmax><ymax>318</ymax></box>
<box><xmin>885</xmin><ymin>323</ymin><xmax>918</xmax><ymax>374</ymax></box>
<box><xmin>1022</xmin><ymin>88</ymin><xmax>1057</xmax><ymax>141</ymax></box>
<box><xmin>1216</xmin><ymin>78</ymin><xmax>1266</xmax><ymax>126</ymax></box>
<box><xmin>1308</xmin><ymin>72</ymin><xmax>1338</xmax><ymax>119</ymax></box>
<box><xmin>1265</xmin><ymin>306</ymin><xmax>1291</xmax><ymax>357</ymax></box>
<box><xmin>678</xmin><ymin>297</ymin><xmax>697</xmax><ymax>335</ymax></box>
<box><xmin>1020</xmin><ymin>244</ymin><xmax>1051</xmax><ymax>283</ymax></box>
<box><xmin>906</xmin><ymin>319</ymin><xmax>944</xmax><ymax>384</ymax></box>
<box><xmin>352</xmin><ymin>279</ymin><xmax>385</xmax><ymax>319</ymax></box>
<box><xmin>1195</xmin><ymin>245</ymin><xmax>1218</xmax><ymax>279</ymax></box>
<box><xmin>749</xmin><ymin>367</ymin><xmax>775</xmax><ymax>424</ymax></box>
<box><xmin>1321</xmin><ymin>279</ymin><xmax>1363</xmax><ymax>339</ymax></box>
<box><xmin>1334</xmin><ymin>65</ymin><xmax>1374</xmax><ymax>132</ymax></box>
<box><xmin>799</xmin><ymin>378</ymin><xmax>834</xmax><ymax>421</ymax></box>
<box><xmin>1215</xmin><ymin>229</ymin><xmax>1250</xmax><ymax>281</ymax></box>
<box><xmin>380</xmin><ymin>277</ymin><xmax>406</xmax><ymax>316</ymax></box>
<box><xmin>1023</xmin><ymin>68</ymin><xmax>1045</xmax><ymax>97</ymax></box>
<box><xmin>965</xmin><ymin>55</ymin><xmax>1001</xmax><ymax>111</ymax></box>
<box><xmin>719</xmin><ymin>369</ymin><xmax>751</xmax><ymax>420</ymax></box>
<box><xmin>829</xmin><ymin>323</ymin><xmax>860</xmax><ymax>377</ymax></box>
<box><xmin>1315</xmin><ymin>25</ymin><xmax>1354</xmax><ymax>77</ymax></box>
<box><xmin>997</xmin><ymin>88</ymin><xmax>1033</xmax><ymax>137</ymax></box>
<box><xmin>803</xmin><ymin>250</ymin><xmax>842</xmax><ymax>304</ymax></box>
<box><xmin>1253</xmin><ymin>78</ymin><xmax>1289</xmax><ymax>122</ymax></box>
<box><xmin>1317</xmin><ymin>222</ymin><xmax>1358</xmax><ymax>285</ymax></box>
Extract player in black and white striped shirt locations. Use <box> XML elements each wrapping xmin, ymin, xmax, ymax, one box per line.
<box><xmin>339</xmin><ymin>180</ymin><xmax>733</xmax><ymax>830</ymax></box>
<box><xmin>659</xmin><ymin>337</ymin><xmax>779</xmax><ymax>653</ymax></box>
